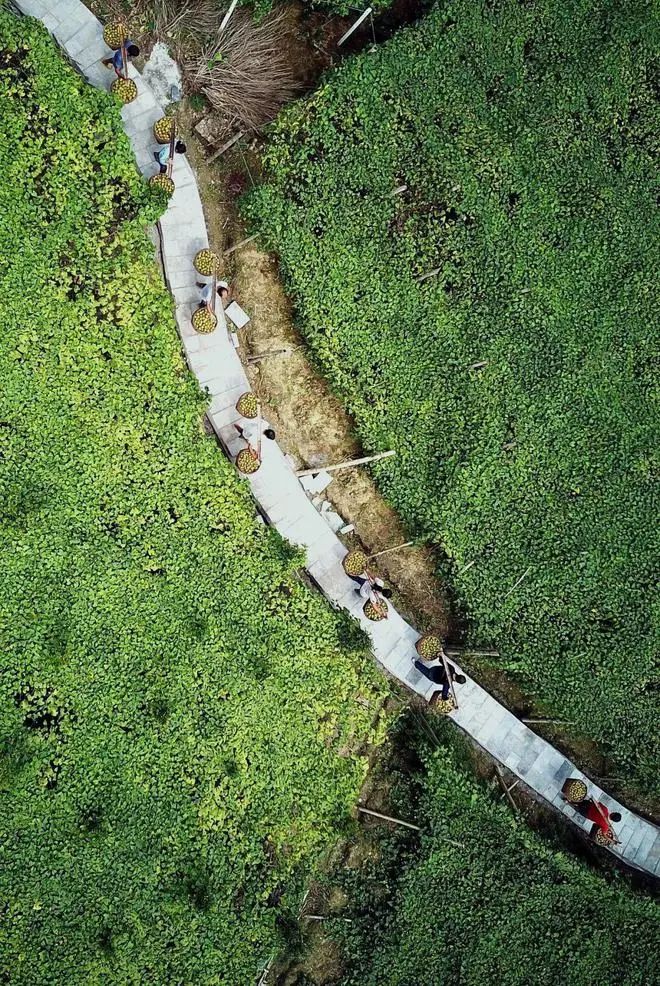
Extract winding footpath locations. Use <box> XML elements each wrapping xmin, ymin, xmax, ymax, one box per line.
<box><xmin>14</xmin><ymin>0</ymin><xmax>659</xmax><ymax>878</ymax></box>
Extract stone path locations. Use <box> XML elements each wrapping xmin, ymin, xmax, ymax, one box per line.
<box><xmin>13</xmin><ymin>0</ymin><xmax>659</xmax><ymax>879</ymax></box>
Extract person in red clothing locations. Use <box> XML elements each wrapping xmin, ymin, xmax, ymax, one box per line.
<box><xmin>576</xmin><ymin>798</ymin><xmax>621</xmax><ymax>841</ymax></box>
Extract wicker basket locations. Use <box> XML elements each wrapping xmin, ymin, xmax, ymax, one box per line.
<box><xmin>111</xmin><ymin>77</ymin><xmax>137</xmax><ymax>105</ymax></box>
<box><xmin>193</xmin><ymin>249</ymin><xmax>220</xmax><ymax>277</ymax></box>
<box><xmin>562</xmin><ymin>778</ymin><xmax>588</xmax><ymax>804</ymax></box>
<box><xmin>236</xmin><ymin>393</ymin><xmax>259</xmax><ymax>418</ymax></box>
<box><xmin>103</xmin><ymin>21</ymin><xmax>128</xmax><ymax>49</ymax></box>
<box><xmin>153</xmin><ymin>116</ymin><xmax>176</xmax><ymax>144</ymax></box>
<box><xmin>415</xmin><ymin>634</ymin><xmax>443</xmax><ymax>662</ymax></box>
<box><xmin>149</xmin><ymin>173</ymin><xmax>175</xmax><ymax>197</ymax></box>
<box><xmin>432</xmin><ymin>696</ymin><xmax>456</xmax><ymax>715</ymax></box>
<box><xmin>594</xmin><ymin>828</ymin><xmax>614</xmax><ymax>847</ymax></box>
<box><xmin>363</xmin><ymin>599</ymin><xmax>388</xmax><ymax>622</ymax></box>
<box><xmin>192</xmin><ymin>307</ymin><xmax>217</xmax><ymax>334</ymax></box>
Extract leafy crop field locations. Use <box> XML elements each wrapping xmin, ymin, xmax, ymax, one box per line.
<box><xmin>247</xmin><ymin>0</ymin><xmax>660</xmax><ymax>796</ymax></box>
<box><xmin>0</xmin><ymin>13</ymin><xmax>386</xmax><ymax>984</ymax></box>
<box><xmin>325</xmin><ymin>721</ymin><xmax>660</xmax><ymax>986</ymax></box>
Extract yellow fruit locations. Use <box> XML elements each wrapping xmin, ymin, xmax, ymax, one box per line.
<box><xmin>236</xmin><ymin>393</ymin><xmax>259</xmax><ymax>418</ymax></box>
<box><xmin>193</xmin><ymin>249</ymin><xmax>221</xmax><ymax>276</ymax></box>
<box><xmin>432</xmin><ymin>696</ymin><xmax>456</xmax><ymax>715</ymax></box>
<box><xmin>192</xmin><ymin>307</ymin><xmax>217</xmax><ymax>334</ymax></box>
<box><xmin>594</xmin><ymin>828</ymin><xmax>614</xmax><ymax>847</ymax></box>
<box><xmin>149</xmin><ymin>173</ymin><xmax>175</xmax><ymax>197</ymax></box>
<box><xmin>103</xmin><ymin>21</ymin><xmax>128</xmax><ymax>49</ymax></box>
<box><xmin>562</xmin><ymin>779</ymin><xmax>588</xmax><ymax>803</ymax></box>
<box><xmin>111</xmin><ymin>77</ymin><xmax>138</xmax><ymax>104</ymax></box>
<box><xmin>153</xmin><ymin>116</ymin><xmax>176</xmax><ymax>144</ymax></box>
<box><xmin>363</xmin><ymin>599</ymin><xmax>388</xmax><ymax>622</ymax></box>
<box><xmin>237</xmin><ymin>449</ymin><xmax>261</xmax><ymax>474</ymax></box>
<box><xmin>342</xmin><ymin>550</ymin><xmax>368</xmax><ymax>577</ymax></box>
<box><xmin>415</xmin><ymin>634</ymin><xmax>442</xmax><ymax>661</ymax></box>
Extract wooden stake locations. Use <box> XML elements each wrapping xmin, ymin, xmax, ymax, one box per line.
<box><xmin>338</xmin><ymin>8</ymin><xmax>373</xmax><ymax>46</ymax></box>
<box><xmin>522</xmin><ymin>718</ymin><xmax>573</xmax><ymax>726</ymax></box>
<box><xmin>223</xmin><ymin>231</ymin><xmax>259</xmax><ymax>255</ymax></box>
<box><xmin>499</xmin><ymin>778</ymin><xmax>520</xmax><ymax>801</ymax></box>
<box><xmin>256</xmin><ymin>958</ymin><xmax>272</xmax><ymax>986</ymax></box>
<box><xmin>495</xmin><ymin>765</ymin><xmax>518</xmax><ymax>811</ymax></box>
<box><xmin>445</xmin><ymin>648</ymin><xmax>499</xmax><ymax>658</ymax></box>
<box><xmin>504</xmin><ymin>567</ymin><xmax>531</xmax><ymax>598</ymax></box>
<box><xmin>357</xmin><ymin>807</ymin><xmax>420</xmax><ymax>831</ymax></box>
<box><xmin>296</xmin><ymin>449</ymin><xmax>395</xmax><ymax>478</ymax></box>
<box><xmin>207</xmin><ymin>130</ymin><xmax>244</xmax><ymax>164</ymax></box>
<box><xmin>246</xmin><ymin>346</ymin><xmax>300</xmax><ymax>363</ymax></box>
<box><xmin>219</xmin><ymin>0</ymin><xmax>239</xmax><ymax>33</ymax></box>
<box><xmin>368</xmin><ymin>540</ymin><xmax>415</xmax><ymax>561</ymax></box>
<box><xmin>417</xmin><ymin>266</ymin><xmax>441</xmax><ymax>283</ymax></box>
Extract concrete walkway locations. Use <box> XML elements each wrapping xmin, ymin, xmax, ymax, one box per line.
<box><xmin>14</xmin><ymin>0</ymin><xmax>659</xmax><ymax>879</ymax></box>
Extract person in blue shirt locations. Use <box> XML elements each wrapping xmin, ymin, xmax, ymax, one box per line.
<box><xmin>102</xmin><ymin>42</ymin><xmax>140</xmax><ymax>78</ymax></box>
<box><xmin>154</xmin><ymin>140</ymin><xmax>187</xmax><ymax>174</ymax></box>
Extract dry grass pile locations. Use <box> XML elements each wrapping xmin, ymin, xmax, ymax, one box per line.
<box><xmin>97</xmin><ymin>0</ymin><xmax>298</xmax><ymax>135</ymax></box>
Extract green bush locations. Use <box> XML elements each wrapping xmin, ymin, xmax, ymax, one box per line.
<box><xmin>0</xmin><ymin>12</ymin><xmax>386</xmax><ymax>983</ymax></box>
<box><xmin>331</xmin><ymin>722</ymin><xmax>660</xmax><ymax>986</ymax></box>
<box><xmin>245</xmin><ymin>0</ymin><xmax>660</xmax><ymax>796</ymax></box>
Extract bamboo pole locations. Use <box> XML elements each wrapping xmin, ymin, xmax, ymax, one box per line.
<box><xmin>296</xmin><ymin>449</ymin><xmax>395</xmax><ymax>478</ymax></box>
<box><xmin>166</xmin><ymin>125</ymin><xmax>176</xmax><ymax>180</ymax></box>
<box><xmin>368</xmin><ymin>540</ymin><xmax>415</xmax><ymax>561</ymax></box>
<box><xmin>120</xmin><ymin>40</ymin><xmax>127</xmax><ymax>79</ymax></box>
<box><xmin>210</xmin><ymin>269</ymin><xmax>217</xmax><ymax>314</ymax></box>
<box><xmin>338</xmin><ymin>8</ymin><xmax>373</xmax><ymax>46</ymax></box>
<box><xmin>256</xmin><ymin>402</ymin><xmax>263</xmax><ymax>460</ymax></box>
<box><xmin>439</xmin><ymin>649</ymin><xmax>459</xmax><ymax>709</ymax></box>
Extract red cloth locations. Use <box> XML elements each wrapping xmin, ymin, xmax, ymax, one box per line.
<box><xmin>586</xmin><ymin>800</ymin><xmax>611</xmax><ymax>833</ymax></box>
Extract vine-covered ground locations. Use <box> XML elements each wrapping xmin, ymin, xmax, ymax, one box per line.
<box><xmin>247</xmin><ymin>0</ymin><xmax>660</xmax><ymax>797</ymax></box>
<box><xmin>0</xmin><ymin>13</ymin><xmax>386</xmax><ymax>984</ymax></box>
<box><xmin>317</xmin><ymin>719</ymin><xmax>660</xmax><ymax>986</ymax></box>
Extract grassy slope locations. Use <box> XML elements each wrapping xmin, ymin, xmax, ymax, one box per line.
<box><xmin>0</xmin><ymin>14</ymin><xmax>386</xmax><ymax>984</ymax></box>
<box><xmin>331</xmin><ymin>722</ymin><xmax>660</xmax><ymax>986</ymax></box>
<box><xmin>246</xmin><ymin>0</ymin><xmax>660</xmax><ymax>796</ymax></box>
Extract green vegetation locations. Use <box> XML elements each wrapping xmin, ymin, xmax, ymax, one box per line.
<box><xmin>246</xmin><ymin>0</ymin><xmax>660</xmax><ymax>795</ymax></box>
<box><xmin>324</xmin><ymin>721</ymin><xmax>660</xmax><ymax>985</ymax></box>
<box><xmin>0</xmin><ymin>13</ymin><xmax>386</xmax><ymax>984</ymax></box>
